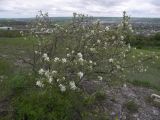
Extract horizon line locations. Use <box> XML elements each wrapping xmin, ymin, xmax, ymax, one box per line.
<box><xmin>1</xmin><ymin>16</ymin><xmax>160</xmax><ymax>19</ymax></box>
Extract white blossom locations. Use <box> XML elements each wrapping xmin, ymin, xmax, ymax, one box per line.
<box><xmin>129</xmin><ymin>26</ymin><xmax>132</xmax><ymax>30</ymax></box>
<box><xmin>69</xmin><ymin>81</ymin><xmax>77</xmax><ymax>90</ymax></box>
<box><xmin>97</xmin><ymin>40</ymin><xmax>101</xmax><ymax>43</ymax></box>
<box><xmin>128</xmin><ymin>24</ymin><xmax>132</xmax><ymax>27</ymax></box>
<box><xmin>54</xmin><ymin>57</ymin><xmax>60</xmax><ymax>62</ymax></box>
<box><xmin>77</xmin><ymin>53</ymin><xmax>83</xmax><ymax>58</ymax></box>
<box><xmin>67</xmin><ymin>53</ymin><xmax>71</xmax><ymax>57</ymax></box>
<box><xmin>128</xmin><ymin>44</ymin><xmax>131</xmax><ymax>49</ymax></box>
<box><xmin>20</xmin><ymin>31</ymin><xmax>23</xmax><ymax>34</ymax></box>
<box><xmin>91</xmin><ymin>30</ymin><xmax>94</xmax><ymax>34</ymax></box>
<box><xmin>105</xmin><ymin>26</ymin><xmax>109</xmax><ymax>31</ymax></box>
<box><xmin>140</xmin><ymin>52</ymin><xmax>143</xmax><ymax>55</ymax></box>
<box><xmin>44</xmin><ymin>57</ymin><xmax>50</xmax><ymax>61</ymax></box>
<box><xmin>45</xmin><ymin>70</ymin><xmax>50</xmax><ymax>78</ymax></box>
<box><xmin>77</xmin><ymin>72</ymin><xmax>84</xmax><ymax>79</ymax></box>
<box><xmin>71</xmin><ymin>50</ymin><xmax>75</xmax><ymax>54</ymax></box>
<box><xmin>123</xmin><ymin>84</ymin><xmax>127</xmax><ymax>88</ymax></box>
<box><xmin>93</xmin><ymin>62</ymin><xmax>97</xmax><ymax>65</ymax></box>
<box><xmin>42</xmin><ymin>53</ymin><xmax>48</xmax><ymax>58</ymax></box>
<box><xmin>52</xmin><ymin>70</ymin><xmax>57</xmax><ymax>75</ymax></box>
<box><xmin>125</xmin><ymin>21</ymin><xmax>129</xmax><ymax>25</ymax></box>
<box><xmin>109</xmin><ymin>58</ymin><xmax>114</xmax><ymax>63</ymax></box>
<box><xmin>59</xmin><ymin>84</ymin><xmax>66</xmax><ymax>92</ymax></box>
<box><xmin>79</xmin><ymin>58</ymin><xmax>84</xmax><ymax>63</ymax></box>
<box><xmin>89</xmin><ymin>60</ymin><xmax>93</xmax><ymax>64</ymax></box>
<box><xmin>121</xmin><ymin>36</ymin><xmax>124</xmax><ymax>40</ymax></box>
<box><xmin>62</xmin><ymin>58</ymin><xmax>67</xmax><ymax>63</ymax></box>
<box><xmin>38</xmin><ymin>68</ymin><xmax>45</xmax><ymax>75</ymax></box>
<box><xmin>84</xmin><ymin>46</ymin><xmax>88</xmax><ymax>49</ymax></box>
<box><xmin>98</xmin><ymin>76</ymin><xmax>103</xmax><ymax>81</ymax></box>
<box><xmin>42</xmin><ymin>53</ymin><xmax>49</xmax><ymax>61</ymax></box>
<box><xmin>112</xmin><ymin>36</ymin><xmax>115</xmax><ymax>40</ymax></box>
<box><xmin>48</xmin><ymin>77</ymin><xmax>53</xmax><ymax>83</ymax></box>
<box><xmin>57</xmin><ymin>79</ymin><xmax>60</xmax><ymax>82</ymax></box>
<box><xmin>116</xmin><ymin>65</ymin><xmax>121</xmax><ymax>69</ymax></box>
<box><xmin>38</xmin><ymin>23</ymin><xmax>42</xmax><ymax>26</ymax></box>
<box><xmin>89</xmin><ymin>66</ymin><xmax>93</xmax><ymax>70</ymax></box>
<box><xmin>90</xmin><ymin>48</ymin><xmax>96</xmax><ymax>52</ymax></box>
<box><xmin>35</xmin><ymin>51</ymin><xmax>38</xmax><ymax>54</ymax></box>
<box><xmin>132</xmin><ymin>55</ymin><xmax>135</xmax><ymax>58</ymax></box>
<box><xmin>118</xmin><ymin>24</ymin><xmax>121</xmax><ymax>27</ymax></box>
<box><xmin>123</xmin><ymin>54</ymin><xmax>126</xmax><ymax>58</ymax></box>
<box><xmin>36</xmin><ymin>81</ymin><xmax>44</xmax><ymax>87</ymax></box>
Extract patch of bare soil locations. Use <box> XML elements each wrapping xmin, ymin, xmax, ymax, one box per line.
<box><xmin>102</xmin><ymin>85</ymin><xmax>160</xmax><ymax>120</ymax></box>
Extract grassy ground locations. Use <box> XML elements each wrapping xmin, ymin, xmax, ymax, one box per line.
<box><xmin>0</xmin><ymin>37</ymin><xmax>160</xmax><ymax>90</ymax></box>
<box><xmin>0</xmin><ymin>37</ymin><xmax>34</xmax><ymax>47</ymax></box>
<box><xmin>0</xmin><ymin>37</ymin><xmax>160</xmax><ymax>119</ymax></box>
<box><xmin>0</xmin><ymin>37</ymin><xmax>34</xmax><ymax>99</ymax></box>
<box><xmin>0</xmin><ymin>37</ymin><xmax>34</xmax><ymax>60</ymax></box>
<box><xmin>127</xmin><ymin>48</ymin><xmax>160</xmax><ymax>90</ymax></box>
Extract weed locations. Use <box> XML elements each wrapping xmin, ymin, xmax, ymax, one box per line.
<box><xmin>124</xmin><ymin>100</ymin><xmax>139</xmax><ymax>113</ymax></box>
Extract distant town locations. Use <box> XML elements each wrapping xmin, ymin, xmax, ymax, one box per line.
<box><xmin>0</xmin><ymin>17</ymin><xmax>160</xmax><ymax>36</ymax></box>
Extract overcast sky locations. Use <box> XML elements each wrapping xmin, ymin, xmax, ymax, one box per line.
<box><xmin>0</xmin><ymin>0</ymin><xmax>160</xmax><ymax>18</ymax></box>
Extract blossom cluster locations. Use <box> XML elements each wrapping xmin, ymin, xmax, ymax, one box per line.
<box><xmin>29</xmin><ymin>12</ymin><xmax>159</xmax><ymax>93</ymax></box>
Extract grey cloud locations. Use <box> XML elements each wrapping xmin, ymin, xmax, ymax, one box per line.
<box><xmin>151</xmin><ymin>0</ymin><xmax>160</xmax><ymax>5</ymax></box>
<box><xmin>87</xmin><ymin>0</ymin><xmax>124</xmax><ymax>6</ymax></box>
<box><xmin>0</xmin><ymin>0</ymin><xmax>160</xmax><ymax>18</ymax></box>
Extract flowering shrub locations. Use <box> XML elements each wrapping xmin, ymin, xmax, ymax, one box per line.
<box><xmin>27</xmin><ymin>11</ymin><xmax>159</xmax><ymax>93</ymax></box>
<box><xmin>13</xmin><ymin>11</ymin><xmax>160</xmax><ymax>119</ymax></box>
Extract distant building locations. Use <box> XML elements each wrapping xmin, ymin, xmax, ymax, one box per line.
<box><xmin>0</xmin><ymin>27</ymin><xmax>13</xmax><ymax>30</ymax></box>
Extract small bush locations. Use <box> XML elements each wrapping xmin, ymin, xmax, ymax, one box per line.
<box><xmin>8</xmin><ymin>74</ymin><xmax>34</xmax><ymax>92</ymax></box>
<box><xmin>124</xmin><ymin>100</ymin><xmax>139</xmax><ymax>113</ymax></box>
<box><xmin>94</xmin><ymin>91</ymin><xmax>106</xmax><ymax>102</ymax></box>
<box><xmin>12</xmin><ymin>88</ymin><xmax>86</xmax><ymax>120</ymax></box>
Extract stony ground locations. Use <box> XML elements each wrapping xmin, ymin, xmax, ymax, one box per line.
<box><xmin>82</xmin><ymin>80</ymin><xmax>160</xmax><ymax>120</ymax></box>
<box><xmin>0</xmin><ymin>77</ymin><xmax>160</xmax><ymax>119</ymax></box>
<box><xmin>103</xmin><ymin>85</ymin><xmax>160</xmax><ymax>120</ymax></box>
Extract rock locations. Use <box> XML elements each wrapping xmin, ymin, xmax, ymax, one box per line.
<box><xmin>110</xmin><ymin>111</ymin><xmax>116</xmax><ymax>116</ymax></box>
<box><xmin>133</xmin><ymin>113</ymin><xmax>139</xmax><ymax>118</ymax></box>
<box><xmin>152</xmin><ymin>109</ymin><xmax>159</xmax><ymax>116</ymax></box>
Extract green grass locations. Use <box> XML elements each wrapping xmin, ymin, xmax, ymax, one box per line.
<box><xmin>127</xmin><ymin>48</ymin><xmax>160</xmax><ymax>91</ymax></box>
<box><xmin>0</xmin><ymin>59</ymin><xmax>12</xmax><ymax>75</ymax></box>
<box><xmin>0</xmin><ymin>37</ymin><xmax>34</xmax><ymax>100</ymax></box>
<box><xmin>129</xmin><ymin>80</ymin><xmax>160</xmax><ymax>91</ymax></box>
<box><xmin>0</xmin><ymin>37</ymin><xmax>34</xmax><ymax>47</ymax></box>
